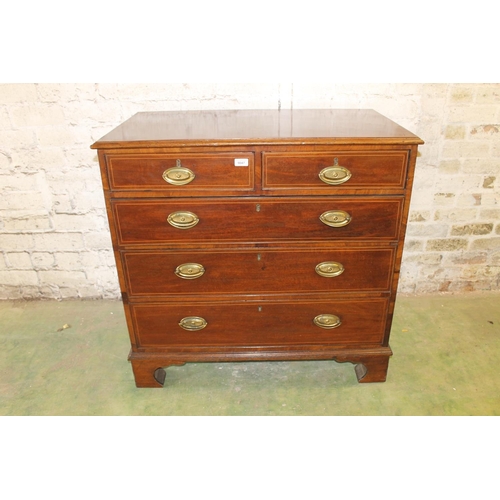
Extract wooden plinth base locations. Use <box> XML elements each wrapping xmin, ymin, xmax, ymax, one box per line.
<box><xmin>129</xmin><ymin>347</ymin><xmax>392</xmax><ymax>388</ymax></box>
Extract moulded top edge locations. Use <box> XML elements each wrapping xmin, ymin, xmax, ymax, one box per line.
<box><xmin>91</xmin><ymin>136</ymin><xmax>424</xmax><ymax>150</ymax></box>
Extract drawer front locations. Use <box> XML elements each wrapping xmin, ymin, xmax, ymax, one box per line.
<box><xmin>112</xmin><ymin>197</ymin><xmax>403</xmax><ymax>245</ymax></box>
<box><xmin>262</xmin><ymin>150</ymin><xmax>409</xmax><ymax>191</ymax></box>
<box><xmin>131</xmin><ymin>298</ymin><xmax>389</xmax><ymax>347</ymax></box>
<box><xmin>123</xmin><ymin>248</ymin><xmax>395</xmax><ymax>297</ymax></box>
<box><xmin>106</xmin><ymin>152</ymin><xmax>255</xmax><ymax>192</ymax></box>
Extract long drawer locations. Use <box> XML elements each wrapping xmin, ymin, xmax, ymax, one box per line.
<box><xmin>130</xmin><ymin>298</ymin><xmax>389</xmax><ymax>347</ymax></box>
<box><xmin>112</xmin><ymin>197</ymin><xmax>403</xmax><ymax>246</ymax></box>
<box><xmin>106</xmin><ymin>152</ymin><xmax>255</xmax><ymax>192</ymax></box>
<box><xmin>262</xmin><ymin>150</ymin><xmax>409</xmax><ymax>192</ymax></box>
<box><xmin>122</xmin><ymin>247</ymin><xmax>395</xmax><ymax>297</ymax></box>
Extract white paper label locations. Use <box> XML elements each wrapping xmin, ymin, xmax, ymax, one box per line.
<box><xmin>234</xmin><ymin>158</ymin><xmax>249</xmax><ymax>167</ymax></box>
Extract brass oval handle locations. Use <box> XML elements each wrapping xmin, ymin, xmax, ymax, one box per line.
<box><xmin>162</xmin><ymin>167</ymin><xmax>195</xmax><ymax>186</ymax></box>
<box><xmin>320</xmin><ymin>210</ymin><xmax>352</xmax><ymax>228</ymax></box>
<box><xmin>314</xmin><ymin>314</ymin><xmax>342</xmax><ymax>329</ymax></box>
<box><xmin>179</xmin><ymin>316</ymin><xmax>207</xmax><ymax>331</ymax></box>
<box><xmin>175</xmin><ymin>263</ymin><xmax>205</xmax><ymax>279</ymax></box>
<box><xmin>319</xmin><ymin>166</ymin><xmax>351</xmax><ymax>185</ymax></box>
<box><xmin>167</xmin><ymin>211</ymin><xmax>200</xmax><ymax>229</ymax></box>
<box><xmin>315</xmin><ymin>261</ymin><xmax>344</xmax><ymax>278</ymax></box>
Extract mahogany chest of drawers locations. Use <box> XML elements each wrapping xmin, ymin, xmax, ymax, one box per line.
<box><xmin>91</xmin><ymin>109</ymin><xmax>423</xmax><ymax>387</ymax></box>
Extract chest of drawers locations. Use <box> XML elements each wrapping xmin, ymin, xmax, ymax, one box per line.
<box><xmin>91</xmin><ymin>109</ymin><xmax>423</xmax><ymax>387</ymax></box>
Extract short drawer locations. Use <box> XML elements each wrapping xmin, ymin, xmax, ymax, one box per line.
<box><xmin>106</xmin><ymin>152</ymin><xmax>255</xmax><ymax>192</ymax></box>
<box><xmin>262</xmin><ymin>150</ymin><xmax>409</xmax><ymax>192</ymax></box>
<box><xmin>130</xmin><ymin>298</ymin><xmax>389</xmax><ymax>347</ymax></box>
<box><xmin>112</xmin><ymin>197</ymin><xmax>403</xmax><ymax>245</ymax></box>
<box><xmin>122</xmin><ymin>247</ymin><xmax>395</xmax><ymax>297</ymax></box>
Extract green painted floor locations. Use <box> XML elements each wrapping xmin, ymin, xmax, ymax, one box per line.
<box><xmin>1</xmin><ymin>293</ymin><xmax>499</xmax><ymax>416</ymax></box>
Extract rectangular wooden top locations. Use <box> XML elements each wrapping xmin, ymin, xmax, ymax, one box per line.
<box><xmin>91</xmin><ymin>109</ymin><xmax>424</xmax><ymax>149</ymax></box>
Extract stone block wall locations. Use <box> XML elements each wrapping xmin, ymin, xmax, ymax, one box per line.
<box><xmin>0</xmin><ymin>83</ymin><xmax>499</xmax><ymax>299</ymax></box>
<box><xmin>399</xmin><ymin>84</ymin><xmax>500</xmax><ymax>293</ymax></box>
